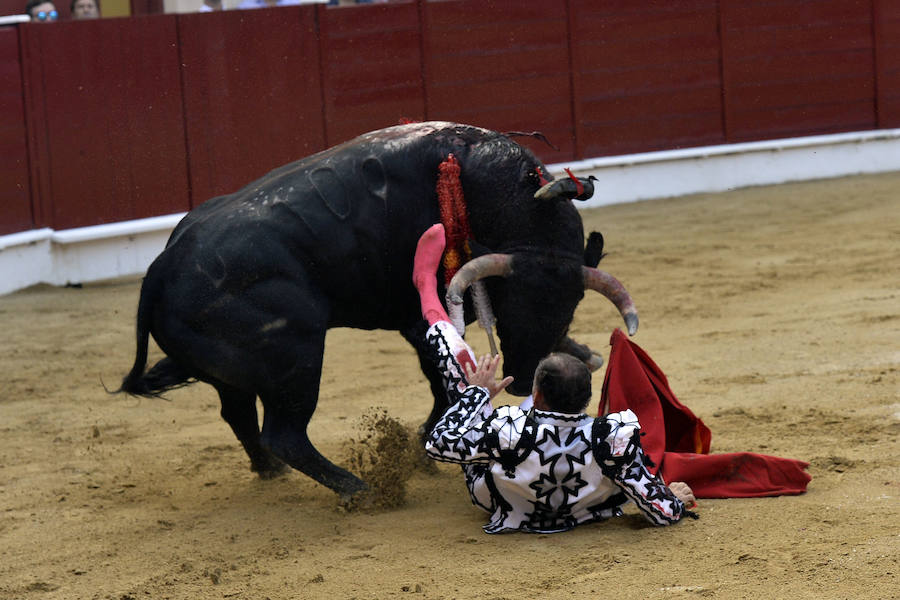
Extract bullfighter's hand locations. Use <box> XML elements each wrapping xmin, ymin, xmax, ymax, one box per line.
<box><xmin>668</xmin><ymin>481</ymin><xmax>696</xmax><ymax>508</ymax></box>
<box><xmin>465</xmin><ymin>354</ymin><xmax>514</xmax><ymax>399</ymax></box>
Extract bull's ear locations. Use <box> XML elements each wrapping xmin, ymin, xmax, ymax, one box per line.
<box><xmin>584</xmin><ymin>231</ymin><xmax>605</xmax><ymax>267</ymax></box>
<box><xmin>467</xmin><ymin>239</ymin><xmax>495</xmax><ymax>259</ymax></box>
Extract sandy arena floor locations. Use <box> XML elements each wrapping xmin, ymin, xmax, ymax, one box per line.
<box><xmin>1</xmin><ymin>172</ymin><xmax>898</xmax><ymax>599</ymax></box>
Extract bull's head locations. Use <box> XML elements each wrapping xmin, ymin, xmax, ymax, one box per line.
<box><xmin>445</xmin><ymin>171</ymin><xmax>638</xmax><ymax>396</ymax></box>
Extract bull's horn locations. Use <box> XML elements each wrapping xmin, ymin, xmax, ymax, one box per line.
<box><xmin>535</xmin><ymin>172</ymin><xmax>597</xmax><ymax>202</ymax></box>
<box><xmin>445</xmin><ymin>254</ymin><xmax>513</xmax><ymax>334</ymax></box>
<box><xmin>583</xmin><ymin>266</ymin><xmax>639</xmax><ymax>336</ymax></box>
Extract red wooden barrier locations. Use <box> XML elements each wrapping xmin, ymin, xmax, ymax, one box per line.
<box><xmin>178</xmin><ymin>7</ymin><xmax>324</xmax><ymax>206</ymax></box>
<box><xmin>720</xmin><ymin>0</ymin><xmax>877</xmax><ymax>142</ymax></box>
<box><xmin>874</xmin><ymin>0</ymin><xmax>900</xmax><ymax>126</ymax></box>
<box><xmin>19</xmin><ymin>17</ymin><xmax>190</xmax><ymax>230</ymax></box>
<box><xmin>0</xmin><ymin>0</ymin><xmax>23</xmax><ymax>16</ymax></box>
<box><xmin>422</xmin><ymin>0</ymin><xmax>574</xmax><ymax>164</ymax></box>
<box><xmin>569</xmin><ymin>0</ymin><xmax>725</xmax><ymax>158</ymax></box>
<box><xmin>319</xmin><ymin>1</ymin><xmax>424</xmax><ymax>146</ymax></box>
<box><xmin>0</xmin><ymin>26</ymin><xmax>32</xmax><ymax>235</ymax></box>
<box><xmin>2</xmin><ymin>0</ymin><xmax>899</xmax><ymax>237</ymax></box>
<box><xmin>131</xmin><ymin>0</ymin><xmax>163</xmax><ymax>16</ymax></box>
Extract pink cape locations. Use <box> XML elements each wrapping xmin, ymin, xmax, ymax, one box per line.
<box><xmin>600</xmin><ymin>329</ymin><xmax>811</xmax><ymax>498</ymax></box>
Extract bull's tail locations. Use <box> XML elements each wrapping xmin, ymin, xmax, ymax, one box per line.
<box><xmin>118</xmin><ymin>276</ymin><xmax>194</xmax><ymax>398</ymax></box>
<box><xmin>120</xmin><ymin>355</ymin><xmax>194</xmax><ymax>398</ymax></box>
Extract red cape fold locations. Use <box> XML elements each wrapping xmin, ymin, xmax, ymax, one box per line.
<box><xmin>600</xmin><ymin>329</ymin><xmax>811</xmax><ymax>498</ymax></box>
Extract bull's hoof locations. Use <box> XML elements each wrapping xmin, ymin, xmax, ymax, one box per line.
<box><xmin>256</xmin><ymin>464</ymin><xmax>290</xmax><ymax>480</ymax></box>
<box><xmin>336</xmin><ymin>480</ymin><xmax>371</xmax><ymax>510</ymax></box>
<box><xmin>252</xmin><ymin>456</ymin><xmax>290</xmax><ymax>480</ymax></box>
<box><xmin>340</xmin><ymin>477</ymin><xmax>369</xmax><ymax>498</ymax></box>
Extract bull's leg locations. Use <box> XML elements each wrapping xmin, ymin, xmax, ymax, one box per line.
<box><xmin>259</xmin><ymin>401</ymin><xmax>368</xmax><ymax>498</ymax></box>
<box><xmin>256</xmin><ymin>340</ymin><xmax>367</xmax><ymax>499</ymax></box>
<box><xmin>214</xmin><ymin>383</ymin><xmax>287</xmax><ymax>479</ymax></box>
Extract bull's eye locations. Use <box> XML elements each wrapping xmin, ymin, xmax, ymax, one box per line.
<box><xmin>529</xmin><ymin>166</ymin><xmax>548</xmax><ymax>187</ymax></box>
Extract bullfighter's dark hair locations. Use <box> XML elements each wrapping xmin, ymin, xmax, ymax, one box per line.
<box><xmin>534</xmin><ymin>353</ymin><xmax>592</xmax><ymax>414</ymax></box>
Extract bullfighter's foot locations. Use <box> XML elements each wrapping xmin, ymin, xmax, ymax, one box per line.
<box><xmin>584</xmin><ymin>353</ymin><xmax>604</xmax><ymax>372</ymax></box>
<box><xmin>413</xmin><ymin>224</ymin><xmax>450</xmax><ymax>325</ymax></box>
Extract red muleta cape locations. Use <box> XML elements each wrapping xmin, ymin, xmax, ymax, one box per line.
<box><xmin>600</xmin><ymin>328</ymin><xmax>811</xmax><ymax>498</ymax></box>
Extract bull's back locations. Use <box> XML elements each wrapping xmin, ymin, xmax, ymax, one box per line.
<box><xmin>154</xmin><ymin>131</ymin><xmax>446</xmax><ymax>331</ymax></box>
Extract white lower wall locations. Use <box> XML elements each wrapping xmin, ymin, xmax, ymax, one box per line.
<box><xmin>0</xmin><ymin>215</ymin><xmax>185</xmax><ymax>295</ymax></box>
<box><xmin>0</xmin><ymin>229</ymin><xmax>55</xmax><ymax>294</ymax></box>
<box><xmin>2</xmin><ymin>128</ymin><xmax>899</xmax><ymax>296</ymax></box>
<box><xmin>562</xmin><ymin>128</ymin><xmax>900</xmax><ymax>208</ymax></box>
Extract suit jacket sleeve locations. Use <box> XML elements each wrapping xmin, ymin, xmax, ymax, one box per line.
<box><xmin>595</xmin><ymin>410</ymin><xmax>687</xmax><ymax>525</ymax></box>
<box><xmin>424</xmin><ymin>385</ymin><xmax>495</xmax><ymax>464</ymax></box>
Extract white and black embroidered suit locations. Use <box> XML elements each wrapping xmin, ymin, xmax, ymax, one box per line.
<box><xmin>423</xmin><ymin>321</ymin><xmax>690</xmax><ymax>534</ymax></box>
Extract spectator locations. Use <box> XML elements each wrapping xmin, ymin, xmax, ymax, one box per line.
<box><xmin>25</xmin><ymin>0</ymin><xmax>58</xmax><ymax>21</ymax></box>
<box><xmin>70</xmin><ymin>0</ymin><xmax>100</xmax><ymax>19</ymax></box>
<box><xmin>199</xmin><ymin>0</ymin><xmax>223</xmax><ymax>11</ymax></box>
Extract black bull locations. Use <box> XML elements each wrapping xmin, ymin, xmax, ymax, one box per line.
<box><xmin>120</xmin><ymin>122</ymin><xmax>638</xmax><ymax>497</ymax></box>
